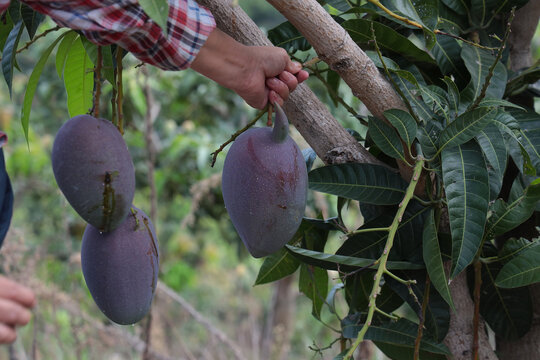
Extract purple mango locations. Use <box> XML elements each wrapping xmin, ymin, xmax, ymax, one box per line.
<box><xmin>52</xmin><ymin>115</ymin><xmax>135</xmax><ymax>232</ymax></box>
<box><xmin>222</xmin><ymin>103</ymin><xmax>307</xmax><ymax>258</ymax></box>
<box><xmin>81</xmin><ymin>206</ymin><xmax>159</xmax><ymax>325</ymax></box>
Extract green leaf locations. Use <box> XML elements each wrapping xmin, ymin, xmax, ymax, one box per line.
<box><xmin>423</xmin><ymin>209</ymin><xmax>454</xmax><ymax>310</ymax></box>
<box><xmin>419</xmin><ymin>85</ymin><xmax>450</xmax><ymax>121</ymax></box>
<box><xmin>505</xmin><ymin>65</ymin><xmax>540</xmax><ymax>98</ymax></box>
<box><xmin>442</xmin><ymin>141</ymin><xmax>489</xmax><ymax>278</ymax></box>
<box><xmin>387</xmin><ymin>270</ymin><xmax>450</xmax><ymax>342</ymax></box>
<box><xmin>20</xmin><ymin>3</ymin><xmax>44</xmax><ymax>39</ymax></box>
<box><xmin>0</xmin><ymin>15</ymin><xmax>14</xmax><ymax>51</ymax></box>
<box><xmin>254</xmin><ymin>247</ymin><xmax>299</xmax><ymax>286</ymax></box>
<box><xmin>443</xmin><ymin>76</ymin><xmax>460</xmax><ymax>117</ymax></box>
<box><xmin>287</xmin><ymin>245</ymin><xmax>425</xmax><ymax>270</ymax></box>
<box><xmin>55</xmin><ymin>31</ymin><xmax>78</xmax><ymax>78</ymax></box>
<box><xmin>368</xmin><ymin>116</ymin><xmax>406</xmax><ymax>161</ymax></box>
<box><xmin>461</xmin><ymin>45</ymin><xmax>508</xmax><ymax>102</ymax></box>
<box><xmin>139</xmin><ymin>0</ymin><xmax>169</xmax><ymax>33</ymax></box>
<box><xmin>417</xmin><ymin>120</ymin><xmax>443</xmax><ymax>163</ymax></box>
<box><xmin>376</xmin><ymin>342</ymin><xmax>447</xmax><ymax>360</ymax></box>
<box><xmin>342</xmin><ymin>317</ymin><xmax>451</xmax><ymax>355</ymax></box>
<box><xmin>391</xmin><ymin>69</ymin><xmax>434</xmax><ymax>123</ymax></box>
<box><xmin>431</xmin><ymin>35</ymin><xmax>467</xmax><ymax>83</ymax></box>
<box><xmin>513</xmin><ymin>110</ymin><xmax>540</xmax><ymax>174</ymax></box>
<box><xmin>381</xmin><ymin>0</ymin><xmax>439</xmax><ymax>30</ymax></box>
<box><xmin>384</xmin><ymin>108</ymin><xmax>417</xmax><ymax>148</ymax></box>
<box><xmin>441</xmin><ymin>0</ymin><xmax>467</xmax><ymax>16</ymax></box>
<box><xmin>498</xmin><ymin>238</ymin><xmax>536</xmax><ymax>262</ymax></box>
<box><xmin>63</xmin><ymin>36</ymin><xmax>94</xmax><ymax>117</ymax></box>
<box><xmin>268</xmin><ymin>21</ymin><xmax>311</xmax><ymax>53</ymax></box>
<box><xmin>324</xmin><ymin>0</ymin><xmax>352</xmax><ymax>12</ymax></box>
<box><xmin>79</xmin><ymin>38</ymin><xmax>115</xmax><ymax>86</ymax></box>
<box><xmin>487</xmin><ymin>179</ymin><xmax>540</xmax><ymax>236</ymax></box>
<box><xmin>309</xmin><ymin>163</ymin><xmax>407</xmax><ymax>205</ymax></box>
<box><xmin>299</xmin><ymin>263</ymin><xmax>328</xmax><ymax>319</ymax></box>
<box><xmin>438</xmin><ymin>107</ymin><xmax>496</xmax><ymax>153</ymax></box>
<box><xmin>21</xmin><ymin>31</ymin><xmax>70</xmax><ymax>144</ymax></box>
<box><xmin>342</xmin><ymin>19</ymin><xmax>435</xmax><ymax>65</ymax></box>
<box><xmin>476</xmin><ymin>123</ymin><xmax>507</xmax><ymax>199</ymax></box>
<box><xmin>496</xmin><ymin>244</ymin><xmax>540</xmax><ymax>288</ymax></box>
<box><xmin>1</xmin><ymin>20</ymin><xmax>23</xmax><ymax>97</ymax></box>
<box><xmin>468</xmin><ymin>245</ymin><xmax>532</xmax><ymax>340</ymax></box>
<box><xmin>344</xmin><ymin>271</ymin><xmax>403</xmax><ymax>313</ymax></box>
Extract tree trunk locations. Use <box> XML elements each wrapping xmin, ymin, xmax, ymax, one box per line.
<box><xmin>196</xmin><ymin>0</ymin><xmax>498</xmax><ymax>359</ymax></box>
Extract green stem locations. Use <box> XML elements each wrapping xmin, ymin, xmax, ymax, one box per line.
<box><xmin>346</xmin><ymin>227</ymin><xmax>390</xmax><ymax>237</ymax></box>
<box><xmin>374</xmin><ymin>306</ymin><xmax>399</xmax><ymax>321</ymax></box>
<box><xmin>344</xmin><ymin>158</ymin><xmax>424</xmax><ymax>360</ymax></box>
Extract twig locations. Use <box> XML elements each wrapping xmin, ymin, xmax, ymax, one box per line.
<box><xmin>267</xmin><ymin>103</ymin><xmax>273</xmax><ymax>126</ymax></box>
<box><xmin>414</xmin><ymin>276</ymin><xmax>430</xmax><ymax>360</ymax></box>
<box><xmin>472</xmin><ymin>261</ymin><xmax>482</xmax><ymax>360</ymax></box>
<box><xmin>16</xmin><ymin>26</ymin><xmax>62</xmax><ymax>54</ymax></box>
<box><xmin>344</xmin><ymin>158</ymin><xmax>425</xmax><ymax>360</ymax></box>
<box><xmin>93</xmin><ymin>46</ymin><xmax>103</xmax><ymax>118</ymax></box>
<box><xmin>157</xmin><ymin>281</ymin><xmax>248</xmax><ymax>360</ymax></box>
<box><xmin>210</xmin><ymin>106</ymin><xmax>268</xmax><ymax>167</ymax></box>
<box><xmin>468</xmin><ymin>8</ymin><xmax>515</xmax><ymax>112</ymax></box>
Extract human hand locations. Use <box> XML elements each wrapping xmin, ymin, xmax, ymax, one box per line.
<box><xmin>191</xmin><ymin>29</ymin><xmax>309</xmax><ymax>109</ymax></box>
<box><xmin>0</xmin><ymin>275</ymin><xmax>35</xmax><ymax>344</ymax></box>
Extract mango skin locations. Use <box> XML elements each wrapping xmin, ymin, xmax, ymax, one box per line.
<box><xmin>81</xmin><ymin>206</ymin><xmax>159</xmax><ymax>325</ymax></box>
<box><xmin>52</xmin><ymin>115</ymin><xmax>135</xmax><ymax>232</ymax></box>
<box><xmin>222</xmin><ymin>127</ymin><xmax>307</xmax><ymax>258</ymax></box>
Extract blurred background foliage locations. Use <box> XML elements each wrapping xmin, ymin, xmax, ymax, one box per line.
<box><xmin>0</xmin><ymin>0</ymin><xmax>538</xmax><ymax>359</ymax></box>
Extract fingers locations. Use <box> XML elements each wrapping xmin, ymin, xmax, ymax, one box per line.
<box><xmin>0</xmin><ymin>323</ymin><xmax>16</xmax><ymax>344</ymax></box>
<box><xmin>0</xmin><ymin>276</ymin><xmax>36</xmax><ymax>308</ymax></box>
<box><xmin>0</xmin><ymin>298</ymin><xmax>32</xmax><ymax>326</ymax></box>
<box><xmin>266</xmin><ymin>66</ymin><xmax>310</xmax><ymax>106</ymax></box>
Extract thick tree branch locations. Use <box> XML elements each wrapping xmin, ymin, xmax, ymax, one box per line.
<box><xmin>196</xmin><ymin>0</ymin><xmax>381</xmax><ymax>165</ymax></box>
<box><xmin>266</xmin><ymin>0</ymin><xmax>407</xmax><ymax>120</ymax></box>
<box><xmin>509</xmin><ymin>0</ymin><xmax>540</xmax><ymax>71</ymax></box>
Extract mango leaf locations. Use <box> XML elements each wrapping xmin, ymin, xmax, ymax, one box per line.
<box><xmin>308</xmin><ymin>163</ymin><xmax>407</xmax><ymax>205</ymax></box>
<box><xmin>512</xmin><ymin>110</ymin><xmax>540</xmax><ymax>174</ymax></box>
<box><xmin>461</xmin><ymin>45</ymin><xmax>508</xmax><ymax>102</ymax></box>
<box><xmin>387</xmin><ymin>270</ymin><xmax>450</xmax><ymax>342</ymax></box>
<box><xmin>478</xmin><ymin>98</ymin><xmax>525</xmax><ymax>111</ymax></box>
<box><xmin>423</xmin><ymin>209</ymin><xmax>454</xmax><ymax>310</ymax></box>
<box><xmin>505</xmin><ymin>65</ymin><xmax>540</xmax><ymax>98</ymax></box>
<box><xmin>139</xmin><ymin>0</ymin><xmax>169</xmax><ymax>33</ymax></box>
<box><xmin>391</xmin><ymin>69</ymin><xmax>435</xmax><ymax>123</ymax></box>
<box><xmin>365</xmin><ymin>50</ymin><xmax>399</xmax><ymax>70</ymax></box>
<box><xmin>467</xmin><ymin>245</ymin><xmax>532</xmax><ymax>340</ymax></box>
<box><xmin>327</xmin><ymin>70</ymin><xmax>341</xmax><ymax>107</ymax></box>
<box><xmin>438</xmin><ymin>107</ymin><xmax>496</xmax><ymax>153</ymax></box>
<box><xmin>299</xmin><ymin>263</ymin><xmax>328</xmax><ymax>319</ymax></box>
<box><xmin>417</xmin><ymin>120</ymin><xmax>443</xmax><ymax>163</ymax></box>
<box><xmin>342</xmin><ymin>19</ymin><xmax>435</xmax><ymax>65</ymax></box>
<box><xmin>487</xmin><ymin>179</ymin><xmax>540</xmax><ymax>237</ymax></box>
<box><xmin>337</xmin><ymin>202</ymin><xmax>430</xmax><ymax>265</ymax></box>
<box><xmin>55</xmin><ymin>30</ymin><xmax>78</xmax><ymax>78</ymax></box>
<box><xmin>498</xmin><ymin>238</ymin><xmax>537</xmax><ymax>261</ymax></box>
<box><xmin>419</xmin><ymin>85</ymin><xmax>450</xmax><ymax>121</ymax></box>
<box><xmin>342</xmin><ymin>317</ymin><xmax>451</xmax><ymax>355</ymax></box>
<box><xmin>268</xmin><ymin>21</ymin><xmax>311</xmax><ymax>53</ymax></box>
<box><xmin>443</xmin><ymin>76</ymin><xmax>460</xmax><ymax>117</ymax></box>
<box><xmin>384</xmin><ymin>108</ymin><xmax>418</xmax><ymax>148</ymax></box>
<box><xmin>441</xmin><ymin>0</ymin><xmax>468</xmax><ymax>15</ymax></box>
<box><xmin>20</xmin><ymin>3</ymin><xmax>44</xmax><ymax>39</ymax></box>
<box><xmin>254</xmin><ymin>247</ymin><xmax>299</xmax><ymax>286</ymax></box>
<box><xmin>0</xmin><ymin>15</ymin><xmax>14</xmax><ymax>51</ymax></box>
<box><xmin>1</xmin><ymin>20</ymin><xmax>23</xmax><ymax>97</ymax></box>
<box><xmin>442</xmin><ymin>141</ymin><xmax>489</xmax><ymax>278</ymax></box>
<box><xmin>21</xmin><ymin>31</ymin><xmax>70</xmax><ymax>144</ymax></box>
<box><xmin>375</xmin><ymin>342</ymin><xmax>447</xmax><ymax>360</ymax></box>
<box><xmin>475</xmin><ymin>123</ymin><xmax>507</xmax><ymax>199</ymax></box>
<box><xmin>431</xmin><ymin>35</ymin><xmax>467</xmax><ymax>84</ymax></box>
<box><xmin>496</xmin><ymin>245</ymin><xmax>540</xmax><ymax>288</ymax></box>
<box><xmin>64</xmin><ymin>36</ymin><xmax>94</xmax><ymax>117</ymax></box>
<box><xmin>368</xmin><ymin>116</ymin><xmax>406</xmax><ymax>161</ymax></box>
<box><xmin>323</xmin><ymin>0</ymin><xmax>352</xmax><ymax>12</ymax></box>
<box><xmin>286</xmin><ymin>245</ymin><xmax>424</xmax><ymax>270</ymax></box>
<box><xmin>344</xmin><ymin>271</ymin><xmax>403</xmax><ymax>313</ymax></box>
<box><xmin>79</xmin><ymin>38</ymin><xmax>115</xmax><ymax>86</ymax></box>
<box><xmin>381</xmin><ymin>0</ymin><xmax>439</xmax><ymax>30</ymax></box>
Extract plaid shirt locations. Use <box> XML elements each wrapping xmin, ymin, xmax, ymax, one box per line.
<box><xmin>0</xmin><ymin>0</ymin><xmax>216</xmax><ymax>70</ymax></box>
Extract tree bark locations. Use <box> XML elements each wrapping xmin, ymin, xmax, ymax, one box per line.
<box><xmin>266</xmin><ymin>0</ymin><xmax>407</xmax><ymax>120</ymax></box>
<box><xmin>196</xmin><ymin>0</ymin><xmax>381</xmax><ymax>165</ymax></box>
<box><xmin>508</xmin><ymin>0</ymin><xmax>540</xmax><ymax>71</ymax></box>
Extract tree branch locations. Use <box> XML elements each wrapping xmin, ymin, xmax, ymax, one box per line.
<box><xmin>509</xmin><ymin>0</ymin><xmax>540</xmax><ymax>71</ymax></box>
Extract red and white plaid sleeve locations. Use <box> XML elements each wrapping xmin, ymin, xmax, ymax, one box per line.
<box><xmin>1</xmin><ymin>0</ymin><xmax>216</xmax><ymax>71</ymax></box>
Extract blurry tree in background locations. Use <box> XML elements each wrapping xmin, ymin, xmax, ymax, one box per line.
<box><xmin>0</xmin><ymin>0</ymin><xmax>539</xmax><ymax>359</ymax></box>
